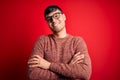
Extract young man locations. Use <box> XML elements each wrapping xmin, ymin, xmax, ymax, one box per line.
<box><xmin>28</xmin><ymin>5</ymin><xmax>92</xmax><ymax>80</ymax></box>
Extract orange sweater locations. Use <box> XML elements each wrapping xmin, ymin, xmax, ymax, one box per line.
<box><xmin>28</xmin><ymin>34</ymin><xmax>92</xmax><ymax>80</ymax></box>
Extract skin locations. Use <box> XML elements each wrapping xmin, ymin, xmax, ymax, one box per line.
<box><xmin>28</xmin><ymin>9</ymin><xmax>84</xmax><ymax>69</ymax></box>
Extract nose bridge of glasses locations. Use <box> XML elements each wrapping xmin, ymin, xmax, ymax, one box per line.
<box><xmin>46</xmin><ymin>12</ymin><xmax>61</xmax><ymax>22</ymax></box>
<box><xmin>51</xmin><ymin>16</ymin><xmax>57</xmax><ymax>22</ymax></box>
<box><xmin>49</xmin><ymin>14</ymin><xmax>58</xmax><ymax>22</ymax></box>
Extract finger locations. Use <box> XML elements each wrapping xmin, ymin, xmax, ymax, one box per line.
<box><xmin>31</xmin><ymin>55</ymin><xmax>41</xmax><ymax>59</ymax></box>
<box><xmin>70</xmin><ymin>60</ymin><xmax>75</xmax><ymax>64</ymax></box>
<box><xmin>29</xmin><ymin>64</ymin><xmax>39</xmax><ymax>68</ymax></box>
<box><xmin>74</xmin><ymin>52</ymin><xmax>81</xmax><ymax>58</ymax></box>
<box><xmin>71</xmin><ymin>56</ymin><xmax>81</xmax><ymax>64</ymax></box>
<box><xmin>72</xmin><ymin>58</ymin><xmax>80</xmax><ymax>64</ymax></box>
<box><xmin>72</xmin><ymin>54</ymin><xmax>84</xmax><ymax>62</ymax></box>
<box><xmin>70</xmin><ymin>56</ymin><xmax>79</xmax><ymax>64</ymax></box>
<box><xmin>74</xmin><ymin>54</ymin><xmax>84</xmax><ymax>60</ymax></box>
<box><xmin>72</xmin><ymin>56</ymin><xmax>84</xmax><ymax>64</ymax></box>
<box><xmin>28</xmin><ymin>60</ymin><xmax>39</xmax><ymax>65</ymax></box>
<box><xmin>79</xmin><ymin>54</ymin><xmax>84</xmax><ymax>59</ymax></box>
<box><xmin>28</xmin><ymin>57</ymin><xmax>39</xmax><ymax>62</ymax></box>
<box><xmin>76</xmin><ymin>60</ymin><xmax>84</xmax><ymax>64</ymax></box>
<box><xmin>71</xmin><ymin>61</ymin><xmax>75</xmax><ymax>64</ymax></box>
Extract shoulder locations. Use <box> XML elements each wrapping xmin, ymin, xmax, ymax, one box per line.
<box><xmin>72</xmin><ymin>35</ymin><xmax>84</xmax><ymax>42</ymax></box>
<box><xmin>68</xmin><ymin>35</ymin><xmax>86</xmax><ymax>46</ymax></box>
<box><xmin>34</xmin><ymin>35</ymin><xmax>50</xmax><ymax>43</ymax></box>
<box><xmin>72</xmin><ymin>36</ymin><xmax>87</xmax><ymax>48</ymax></box>
<box><xmin>37</xmin><ymin>35</ymin><xmax>50</xmax><ymax>40</ymax></box>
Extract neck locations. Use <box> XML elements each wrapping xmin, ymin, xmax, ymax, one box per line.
<box><xmin>53</xmin><ymin>27</ymin><xmax>67</xmax><ymax>38</ymax></box>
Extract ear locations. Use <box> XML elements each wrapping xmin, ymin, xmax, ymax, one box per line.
<box><xmin>62</xmin><ymin>14</ymin><xmax>66</xmax><ymax>21</ymax></box>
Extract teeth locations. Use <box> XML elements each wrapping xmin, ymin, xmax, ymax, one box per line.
<box><xmin>54</xmin><ymin>23</ymin><xmax>58</xmax><ymax>26</ymax></box>
<box><xmin>55</xmin><ymin>24</ymin><xmax>57</xmax><ymax>26</ymax></box>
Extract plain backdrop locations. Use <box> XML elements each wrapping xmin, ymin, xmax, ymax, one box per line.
<box><xmin>0</xmin><ymin>0</ymin><xmax>120</xmax><ymax>80</ymax></box>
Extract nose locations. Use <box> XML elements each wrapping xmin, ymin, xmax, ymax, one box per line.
<box><xmin>51</xmin><ymin>17</ymin><xmax>57</xmax><ymax>22</ymax></box>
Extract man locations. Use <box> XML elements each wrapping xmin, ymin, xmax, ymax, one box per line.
<box><xmin>28</xmin><ymin>5</ymin><xmax>92</xmax><ymax>80</ymax></box>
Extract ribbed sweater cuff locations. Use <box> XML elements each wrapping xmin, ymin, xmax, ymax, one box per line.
<box><xmin>49</xmin><ymin>62</ymin><xmax>59</xmax><ymax>72</ymax></box>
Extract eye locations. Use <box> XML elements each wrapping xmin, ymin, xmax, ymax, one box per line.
<box><xmin>53</xmin><ymin>14</ymin><xmax>60</xmax><ymax>18</ymax></box>
<box><xmin>46</xmin><ymin>17</ymin><xmax>52</xmax><ymax>22</ymax></box>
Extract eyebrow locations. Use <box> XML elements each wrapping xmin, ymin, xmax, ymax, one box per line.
<box><xmin>46</xmin><ymin>12</ymin><xmax>62</xmax><ymax>18</ymax></box>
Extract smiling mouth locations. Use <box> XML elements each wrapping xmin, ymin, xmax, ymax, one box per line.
<box><xmin>54</xmin><ymin>23</ymin><xmax>58</xmax><ymax>26</ymax></box>
<box><xmin>53</xmin><ymin>23</ymin><xmax>58</xmax><ymax>27</ymax></box>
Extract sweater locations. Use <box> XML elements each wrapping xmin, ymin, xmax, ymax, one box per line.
<box><xmin>28</xmin><ymin>34</ymin><xmax>92</xmax><ymax>80</ymax></box>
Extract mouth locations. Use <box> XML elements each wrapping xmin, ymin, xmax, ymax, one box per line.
<box><xmin>53</xmin><ymin>23</ymin><xmax>58</xmax><ymax>27</ymax></box>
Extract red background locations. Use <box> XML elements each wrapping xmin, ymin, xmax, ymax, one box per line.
<box><xmin>0</xmin><ymin>0</ymin><xmax>119</xmax><ymax>80</ymax></box>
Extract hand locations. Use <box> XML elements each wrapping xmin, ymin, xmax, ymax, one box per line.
<box><xmin>28</xmin><ymin>55</ymin><xmax>51</xmax><ymax>69</ymax></box>
<box><xmin>69</xmin><ymin>52</ymin><xmax>84</xmax><ymax>65</ymax></box>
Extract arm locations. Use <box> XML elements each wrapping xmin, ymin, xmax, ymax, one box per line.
<box><xmin>28</xmin><ymin>37</ymin><xmax>92</xmax><ymax>80</ymax></box>
<box><xmin>28</xmin><ymin>52</ymin><xmax>85</xmax><ymax>80</ymax></box>
<box><xmin>49</xmin><ymin>37</ymin><xmax>92</xmax><ymax>79</ymax></box>
<box><xmin>28</xmin><ymin>37</ymin><xmax>58</xmax><ymax>80</ymax></box>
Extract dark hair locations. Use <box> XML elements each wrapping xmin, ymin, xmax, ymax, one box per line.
<box><xmin>44</xmin><ymin>5</ymin><xmax>62</xmax><ymax>17</ymax></box>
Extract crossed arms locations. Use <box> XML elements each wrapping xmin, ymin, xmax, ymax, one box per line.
<box><xmin>28</xmin><ymin>37</ymin><xmax>92</xmax><ymax>80</ymax></box>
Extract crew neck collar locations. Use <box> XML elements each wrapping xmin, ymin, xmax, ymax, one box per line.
<box><xmin>51</xmin><ymin>34</ymin><xmax>71</xmax><ymax>40</ymax></box>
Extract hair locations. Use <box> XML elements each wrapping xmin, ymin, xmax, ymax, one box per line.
<box><xmin>44</xmin><ymin>5</ymin><xmax>63</xmax><ymax>17</ymax></box>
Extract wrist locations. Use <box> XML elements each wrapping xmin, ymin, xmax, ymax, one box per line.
<box><xmin>46</xmin><ymin>62</ymin><xmax>51</xmax><ymax>69</ymax></box>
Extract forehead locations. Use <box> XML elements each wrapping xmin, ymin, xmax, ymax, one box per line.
<box><xmin>46</xmin><ymin>9</ymin><xmax>61</xmax><ymax>17</ymax></box>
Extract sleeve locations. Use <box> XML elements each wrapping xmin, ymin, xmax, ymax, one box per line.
<box><xmin>49</xmin><ymin>37</ymin><xmax>92</xmax><ymax>80</ymax></box>
<box><xmin>28</xmin><ymin>37</ymin><xmax>58</xmax><ymax>80</ymax></box>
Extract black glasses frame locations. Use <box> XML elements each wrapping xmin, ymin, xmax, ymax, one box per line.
<box><xmin>45</xmin><ymin>12</ymin><xmax>62</xmax><ymax>22</ymax></box>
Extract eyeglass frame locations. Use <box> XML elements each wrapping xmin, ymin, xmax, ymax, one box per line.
<box><xmin>45</xmin><ymin>12</ymin><xmax>62</xmax><ymax>22</ymax></box>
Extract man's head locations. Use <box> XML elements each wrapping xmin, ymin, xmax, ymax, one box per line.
<box><xmin>44</xmin><ymin>5</ymin><xmax>63</xmax><ymax>18</ymax></box>
<box><xmin>44</xmin><ymin>5</ymin><xmax>66</xmax><ymax>33</ymax></box>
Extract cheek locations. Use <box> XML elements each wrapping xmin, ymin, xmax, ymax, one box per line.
<box><xmin>59</xmin><ymin>19</ymin><xmax>64</xmax><ymax>24</ymax></box>
<box><xmin>48</xmin><ymin>23</ymin><xmax>52</xmax><ymax>26</ymax></box>
<box><xmin>60</xmin><ymin>19</ymin><xmax>65</xmax><ymax>25</ymax></box>
<box><xmin>60</xmin><ymin>16</ymin><xmax>66</xmax><ymax>22</ymax></box>
<box><xmin>61</xmin><ymin>22</ymin><xmax>65</xmax><ymax>26</ymax></box>
<box><xmin>48</xmin><ymin>23</ymin><xmax>53</xmax><ymax>28</ymax></box>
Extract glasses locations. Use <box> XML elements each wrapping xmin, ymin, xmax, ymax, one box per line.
<box><xmin>45</xmin><ymin>12</ymin><xmax>62</xmax><ymax>22</ymax></box>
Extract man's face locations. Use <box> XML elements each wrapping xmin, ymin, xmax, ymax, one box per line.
<box><xmin>45</xmin><ymin>9</ymin><xmax>66</xmax><ymax>33</ymax></box>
